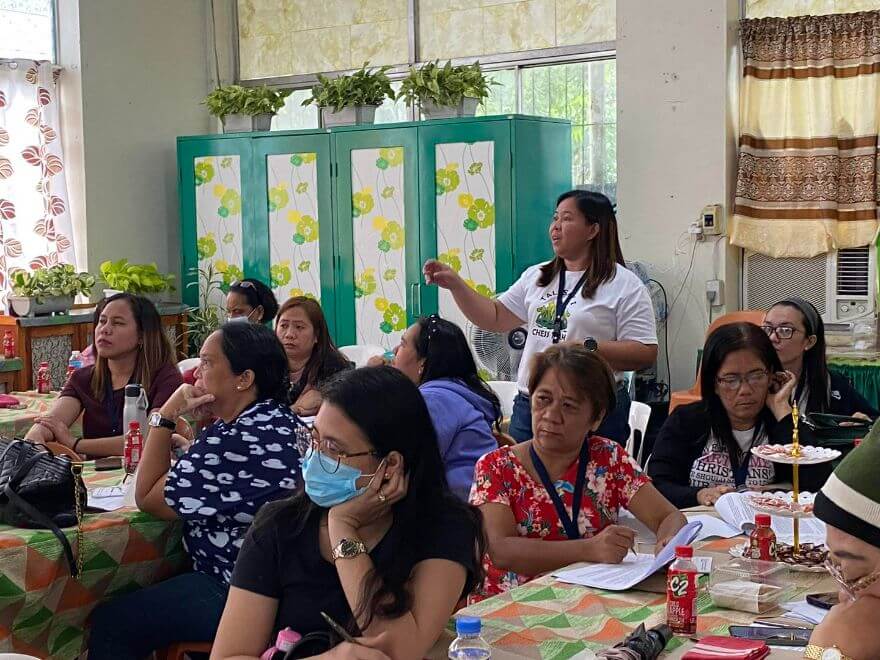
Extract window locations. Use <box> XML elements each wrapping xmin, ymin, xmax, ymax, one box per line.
<box><xmin>0</xmin><ymin>0</ymin><xmax>55</xmax><ymax>61</ymax></box>
<box><xmin>477</xmin><ymin>59</ymin><xmax>617</xmax><ymax>199</ymax></box>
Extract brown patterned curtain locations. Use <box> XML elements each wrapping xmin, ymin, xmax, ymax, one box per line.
<box><xmin>731</xmin><ymin>11</ymin><xmax>880</xmax><ymax>258</ymax></box>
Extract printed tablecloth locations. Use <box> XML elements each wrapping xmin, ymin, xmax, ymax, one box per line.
<box><xmin>0</xmin><ymin>464</ymin><xmax>186</xmax><ymax>659</ymax></box>
<box><xmin>0</xmin><ymin>392</ymin><xmax>82</xmax><ymax>440</ymax></box>
<box><xmin>455</xmin><ymin>537</ymin><xmax>833</xmax><ymax>660</ymax></box>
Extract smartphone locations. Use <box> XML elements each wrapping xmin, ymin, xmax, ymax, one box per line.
<box><xmin>728</xmin><ymin>626</ymin><xmax>810</xmax><ymax>646</ymax></box>
<box><xmin>94</xmin><ymin>456</ymin><xmax>122</xmax><ymax>471</ymax></box>
<box><xmin>807</xmin><ymin>591</ymin><xmax>839</xmax><ymax>610</ymax></box>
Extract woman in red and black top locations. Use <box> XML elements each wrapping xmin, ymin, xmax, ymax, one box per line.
<box><xmin>25</xmin><ymin>294</ymin><xmax>181</xmax><ymax>456</ymax></box>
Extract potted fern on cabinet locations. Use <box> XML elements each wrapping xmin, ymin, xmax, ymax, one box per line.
<box><xmin>398</xmin><ymin>61</ymin><xmax>495</xmax><ymax>119</ymax></box>
<box><xmin>202</xmin><ymin>85</ymin><xmax>291</xmax><ymax>133</ymax></box>
<box><xmin>302</xmin><ymin>63</ymin><xmax>395</xmax><ymax>127</ymax></box>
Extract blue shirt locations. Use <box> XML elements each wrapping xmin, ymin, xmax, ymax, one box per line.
<box><xmin>164</xmin><ymin>398</ymin><xmax>303</xmax><ymax>583</ymax></box>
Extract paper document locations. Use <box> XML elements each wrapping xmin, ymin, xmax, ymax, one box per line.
<box><xmin>714</xmin><ymin>492</ymin><xmax>826</xmax><ymax>544</ymax></box>
<box><xmin>553</xmin><ymin>520</ymin><xmax>702</xmax><ymax>590</ymax></box>
<box><xmin>686</xmin><ymin>514</ymin><xmax>741</xmax><ymax>541</ymax></box>
<box><xmin>87</xmin><ymin>485</ymin><xmax>126</xmax><ymax>511</ymax></box>
<box><xmin>783</xmin><ymin>600</ymin><xmax>829</xmax><ymax>625</ymax></box>
<box><xmin>618</xmin><ymin>509</ymin><xmax>658</xmax><ymax>544</ymax></box>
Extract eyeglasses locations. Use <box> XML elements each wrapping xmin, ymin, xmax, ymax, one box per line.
<box><xmin>716</xmin><ymin>369</ymin><xmax>770</xmax><ymax>391</ymax></box>
<box><xmin>825</xmin><ymin>558</ymin><xmax>880</xmax><ymax>601</ymax></box>
<box><xmin>760</xmin><ymin>324</ymin><xmax>801</xmax><ymax>340</ymax></box>
<box><xmin>294</xmin><ymin>424</ymin><xmax>378</xmax><ymax>474</ymax></box>
<box><xmin>230</xmin><ymin>280</ymin><xmax>255</xmax><ymax>290</ymax></box>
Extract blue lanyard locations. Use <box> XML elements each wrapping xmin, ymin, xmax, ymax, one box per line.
<box><xmin>529</xmin><ymin>440</ymin><xmax>590</xmax><ymax>540</ymax></box>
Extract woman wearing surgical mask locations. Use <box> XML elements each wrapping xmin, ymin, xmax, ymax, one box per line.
<box><xmin>88</xmin><ymin>322</ymin><xmax>303</xmax><ymax>659</ymax></box>
<box><xmin>182</xmin><ymin>278</ymin><xmax>280</xmax><ymax>386</ymax></box>
<box><xmin>807</xmin><ymin>429</ymin><xmax>880</xmax><ymax>659</ymax></box>
<box><xmin>212</xmin><ymin>367</ymin><xmax>486</xmax><ymax>660</ymax></box>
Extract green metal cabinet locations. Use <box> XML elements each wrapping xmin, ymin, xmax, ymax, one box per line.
<box><xmin>177</xmin><ymin>115</ymin><xmax>571</xmax><ymax>349</ymax></box>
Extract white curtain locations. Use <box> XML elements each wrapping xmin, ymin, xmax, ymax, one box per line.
<box><xmin>0</xmin><ymin>59</ymin><xmax>76</xmax><ymax>303</ymax></box>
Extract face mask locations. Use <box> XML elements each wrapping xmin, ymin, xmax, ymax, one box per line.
<box><xmin>227</xmin><ymin>315</ymin><xmax>250</xmax><ymax>324</ymax></box>
<box><xmin>301</xmin><ymin>449</ymin><xmax>381</xmax><ymax>508</ymax></box>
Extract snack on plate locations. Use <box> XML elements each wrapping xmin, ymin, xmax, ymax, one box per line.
<box><xmin>751</xmin><ymin>444</ymin><xmax>841</xmax><ymax>464</ymax></box>
<box><xmin>748</xmin><ymin>493</ymin><xmax>814</xmax><ymax>514</ymax></box>
<box><xmin>742</xmin><ymin>542</ymin><xmax>828</xmax><ymax>568</ymax></box>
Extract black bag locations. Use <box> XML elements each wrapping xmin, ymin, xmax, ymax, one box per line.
<box><xmin>0</xmin><ymin>438</ymin><xmax>86</xmax><ymax>576</ymax></box>
<box><xmin>802</xmin><ymin>413</ymin><xmax>874</xmax><ymax>445</ymax></box>
<box><xmin>279</xmin><ymin>631</ymin><xmax>338</xmax><ymax>660</ymax></box>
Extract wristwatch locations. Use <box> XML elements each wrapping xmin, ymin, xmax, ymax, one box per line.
<box><xmin>804</xmin><ymin>645</ymin><xmax>853</xmax><ymax>660</ymax></box>
<box><xmin>332</xmin><ymin>538</ymin><xmax>367</xmax><ymax>561</ymax></box>
<box><xmin>583</xmin><ymin>337</ymin><xmax>598</xmax><ymax>352</ymax></box>
<box><xmin>148</xmin><ymin>411</ymin><xmax>176</xmax><ymax>431</ymax></box>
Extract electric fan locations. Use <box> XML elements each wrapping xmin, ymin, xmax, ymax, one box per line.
<box><xmin>466</xmin><ymin>323</ymin><xmax>527</xmax><ymax>381</ymax></box>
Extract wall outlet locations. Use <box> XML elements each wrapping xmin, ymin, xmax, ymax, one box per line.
<box><xmin>701</xmin><ymin>204</ymin><xmax>723</xmax><ymax>236</ymax></box>
<box><xmin>706</xmin><ymin>279</ymin><xmax>724</xmax><ymax>306</ymax></box>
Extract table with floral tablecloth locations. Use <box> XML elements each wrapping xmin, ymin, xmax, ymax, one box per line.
<box><xmin>451</xmin><ymin>535</ymin><xmax>833</xmax><ymax>660</ymax></box>
<box><xmin>0</xmin><ymin>463</ymin><xmax>186</xmax><ymax>659</ymax></box>
<box><xmin>0</xmin><ymin>391</ymin><xmax>82</xmax><ymax>440</ymax></box>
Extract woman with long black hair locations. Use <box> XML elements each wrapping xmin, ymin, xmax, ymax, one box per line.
<box><xmin>391</xmin><ymin>314</ymin><xmax>501</xmax><ymax>501</ymax></box>
<box><xmin>212</xmin><ymin>367</ymin><xmax>485</xmax><ymax>660</ymax></box>
<box><xmin>423</xmin><ymin>190</ymin><xmax>657</xmax><ymax>445</ymax></box>
<box><xmin>762</xmin><ymin>297</ymin><xmax>877</xmax><ymax>418</ymax></box>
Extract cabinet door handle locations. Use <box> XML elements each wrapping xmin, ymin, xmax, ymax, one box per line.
<box><xmin>411</xmin><ymin>283</ymin><xmax>420</xmax><ymax>318</ymax></box>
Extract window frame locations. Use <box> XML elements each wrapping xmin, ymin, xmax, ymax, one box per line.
<box><xmin>0</xmin><ymin>0</ymin><xmax>57</xmax><ymax>63</ymax></box>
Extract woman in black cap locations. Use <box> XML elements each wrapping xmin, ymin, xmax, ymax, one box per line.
<box><xmin>761</xmin><ymin>297</ymin><xmax>877</xmax><ymax>418</ymax></box>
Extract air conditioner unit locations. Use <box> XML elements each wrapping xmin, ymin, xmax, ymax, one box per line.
<box><xmin>742</xmin><ymin>246</ymin><xmax>877</xmax><ymax>323</ymax></box>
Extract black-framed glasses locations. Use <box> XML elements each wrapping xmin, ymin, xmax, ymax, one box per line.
<box><xmin>760</xmin><ymin>324</ymin><xmax>801</xmax><ymax>340</ymax></box>
<box><xmin>295</xmin><ymin>424</ymin><xmax>378</xmax><ymax>474</ymax></box>
<box><xmin>716</xmin><ymin>369</ymin><xmax>770</xmax><ymax>391</ymax></box>
<box><xmin>230</xmin><ymin>280</ymin><xmax>255</xmax><ymax>290</ymax></box>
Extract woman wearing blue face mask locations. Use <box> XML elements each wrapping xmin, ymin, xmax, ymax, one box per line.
<box><xmin>212</xmin><ymin>367</ymin><xmax>486</xmax><ymax>660</ymax></box>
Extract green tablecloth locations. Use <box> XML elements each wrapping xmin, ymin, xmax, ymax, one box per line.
<box><xmin>0</xmin><ymin>463</ymin><xmax>186</xmax><ymax>658</ymax></box>
<box><xmin>829</xmin><ymin>357</ymin><xmax>880</xmax><ymax>408</ymax></box>
<box><xmin>0</xmin><ymin>392</ymin><xmax>82</xmax><ymax>440</ymax></box>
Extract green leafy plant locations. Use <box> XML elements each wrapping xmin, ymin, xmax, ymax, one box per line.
<box><xmin>100</xmin><ymin>260</ymin><xmax>175</xmax><ymax>294</ymax></box>
<box><xmin>302</xmin><ymin>63</ymin><xmax>394</xmax><ymax>112</ymax></box>
<box><xmin>11</xmin><ymin>265</ymin><xmax>95</xmax><ymax>302</ymax></box>
<box><xmin>397</xmin><ymin>61</ymin><xmax>496</xmax><ymax>107</ymax></box>
<box><xmin>202</xmin><ymin>85</ymin><xmax>292</xmax><ymax>118</ymax></box>
<box><xmin>185</xmin><ymin>264</ymin><xmax>225</xmax><ymax>356</ymax></box>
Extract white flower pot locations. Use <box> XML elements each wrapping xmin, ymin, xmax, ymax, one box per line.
<box><xmin>421</xmin><ymin>96</ymin><xmax>480</xmax><ymax>120</ymax></box>
<box><xmin>222</xmin><ymin>113</ymin><xmax>274</xmax><ymax>133</ymax></box>
<box><xmin>321</xmin><ymin>105</ymin><xmax>378</xmax><ymax>127</ymax></box>
<box><xmin>9</xmin><ymin>295</ymin><xmax>74</xmax><ymax>317</ymax></box>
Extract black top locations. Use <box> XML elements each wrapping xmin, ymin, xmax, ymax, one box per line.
<box><xmin>647</xmin><ymin>402</ymin><xmax>834</xmax><ymax>509</ymax></box>
<box><xmin>816</xmin><ymin>371</ymin><xmax>878</xmax><ymax>418</ymax></box>
<box><xmin>289</xmin><ymin>352</ymin><xmax>353</xmax><ymax>403</ymax></box>
<box><xmin>231</xmin><ymin>504</ymin><xmax>479</xmax><ymax>638</ymax></box>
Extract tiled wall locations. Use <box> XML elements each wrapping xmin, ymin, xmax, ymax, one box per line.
<box><xmin>238</xmin><ymin>0</ymin><xmax>615</xmax><ymax>80</ymax></box>
<box><xmin>746</xmin><ymin>0</ymin><xmax>880</xmax><ymax>17</ymax></box>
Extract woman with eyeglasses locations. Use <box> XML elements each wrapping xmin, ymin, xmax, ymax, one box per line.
<box><xmin>390</xmin><ymin>315</ymin><xmax>500</xmax><ymax>502</ymax></box>
<box><xmin>88</xmin><ymin>322</ymin><xmax>303</xmax><ymax>659</ymax></box>
<box><xmin>470</xmin><ymin>344</ymin><xmax>685</xmax><ymax>601</ymax></box>
<box><xmin>423</xmin><ymin>190</ymin><xmax>657</xmax><ymax>446</ymax></box>
<box><xmin>807</xmin><ymin>429</ymin><xmax>880</xmax><ymax>660</ymax></box>
<box><xmin>211</xmin><ymin>367</ymin><xmax>485</xmax><ymax>660</ymax></box>
<box><xmin>276</xmin><ymin>296</ymin><xmax>353</xmax><ymax>417</ymax></box>
<box><xmin>762</xmin><ymin>297</ymin><xmax>877</xmax><ymax>419</ymax></box>
<box><xmin>648</xmin><ymin>322</ymin><xmax>834</xmax><ymax>508</ymax></box>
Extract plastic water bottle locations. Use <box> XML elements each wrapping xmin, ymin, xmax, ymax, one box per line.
<box><xmin>36</xmin><ymin>361</ymin><xmax>51</xmax><ymax>394</ymax></box>
<box><xmin>448</xmin><ymin>616</ymin><xmax>491</xmax><ymax>660</ymax></box>
<box><xmin>123</xmin><ymin>384</ymin><xmax>149</xmax><ymax>434</ymax></box>
<box><xmin>66</xmin><ymin>350</ymin><xmax>83</xmax><ymax>381</ymax></box>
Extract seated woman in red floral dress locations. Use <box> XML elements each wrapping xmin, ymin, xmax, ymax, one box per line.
<box><xmin>470</xmin><ymin>344</ymin><xmax>686</xmax><ymax>600</ymax></box>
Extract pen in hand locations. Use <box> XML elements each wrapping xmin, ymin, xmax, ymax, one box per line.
<box><xmin>321</xmin><ymin>611</ymin><xmax>360</xmax><ymax>646</ymax></box>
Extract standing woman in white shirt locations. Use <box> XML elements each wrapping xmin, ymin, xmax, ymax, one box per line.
<box><xmin>423</xmin><ymin>190</ymin><xmax>658</xmax><ymax>444</ymax></box>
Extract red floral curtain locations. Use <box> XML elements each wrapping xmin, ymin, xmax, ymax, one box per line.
<box><xmin>0</xmin><ymin>60</ymin><xmax>75</xmax><ymax>303</ymax></box>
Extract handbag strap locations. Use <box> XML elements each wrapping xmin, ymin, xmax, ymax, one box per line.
<box><xmin>4</xmin><ymin>483</ymin><xmax>78</xmax><ymax>577</ymax></box>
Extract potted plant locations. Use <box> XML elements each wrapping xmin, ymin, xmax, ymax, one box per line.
<box><xmin>398</xmin><ymin>61</ymin><xmax>496</xmax><ymax>119</ymax></box>
<box><xmin>202</xmin><ymin>85</ymin><xmax>292</xmax><ymax>133</ymax></box>
<box><xmin>100</xmin><ymin>260</ymin><xmax>175</xmax><ymax>302</ymax></box>
<box><xmin>302</xmin><ymin>62</ymin><xmax>394</xmax><ymax>127</ymax></box>
<box><xmin>185</xmin><ymin>265</ymin><xmax>225</xmax><ymax>356</ymax></box>
<box><xmin>9</xmin><ymin>265</ymin><xmax>96</xmax><ymax>317</ymax></box>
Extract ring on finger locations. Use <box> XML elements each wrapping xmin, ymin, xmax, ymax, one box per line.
<box><xmin>377</xmin><ymin>491</ymin><xmax>387</xmax><ymax>503</ymax></box>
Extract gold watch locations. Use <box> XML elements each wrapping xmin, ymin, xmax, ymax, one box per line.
<box><xmin>804</xmin><ymin>645</ymin><xmax>853</xmax><ymax>660</ymax></box>
<box><xmin>332</xmin><ymin>538</ymin><xmax>367</xmax><ymax>561</ymax></box>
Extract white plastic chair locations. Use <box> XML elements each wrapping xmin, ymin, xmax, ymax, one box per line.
<box><xmin>339</xmin><ymin>344</ymin><xmax>385</xmax><ymax>368</ymax></box>
<box><xmin>487</xmin><ymin>380</ymin><xmax>519</xmax><ymax>419</ymax></box>
<box><xmin>177</xmin><ymin>357</ymin><xmax>200</xmax><ymax>374</ymax></box>
<box><xmin>626</xmin><ymin>401</ymin><xmax>652</xmax><ymax>466</ymax></box>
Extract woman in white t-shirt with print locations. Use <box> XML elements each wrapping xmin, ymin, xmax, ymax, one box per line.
<box><xmin>423</xmin><ymin>190</ymin><xmax>658</xmax><ymax>445</ymax></box>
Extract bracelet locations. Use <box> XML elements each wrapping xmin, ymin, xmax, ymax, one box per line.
<box><xmin>72</xmin><ymin>437</ymin><xmax>83</xmax><ymax>454</ymax></box>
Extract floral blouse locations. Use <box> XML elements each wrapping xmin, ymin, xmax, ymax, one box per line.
<box><xmin>469</xmin><ymin>437</ymin><xmax>649</xmax><ymax>600</ymax></box>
